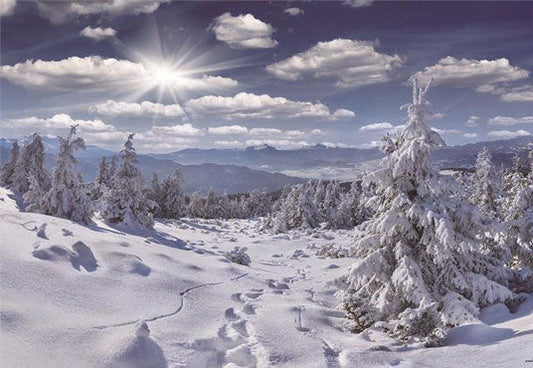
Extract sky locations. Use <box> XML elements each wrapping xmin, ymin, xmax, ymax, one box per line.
<box><xmin>1</xmin><ymin>0</ymin><xmax>533</xmax><ymax>153</ymax></box>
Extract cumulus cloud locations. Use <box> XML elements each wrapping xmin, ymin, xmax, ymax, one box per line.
<box><xmin>330</xmin><ymin>108</ymin><xmax>356</xmax><ymax>120</ymax></box>
<box><xmin>487</xmin><ymin>129</ymin><xmax>531</xmax><ymax>139</ymax></box>
<box><xmin>411</xmin><ymin>57</ymin><xmax>528</xmax><ymax>89</ymax></box>
<box><xmin>433</xmin><ymin>128</ymin><xmax>463</xmax><ymax>135</ymax></box>
<box><xmin>0</xmin><ymin>56</ymin><xmax>238</xmax><ymax>92</ymax></box>
<box><xmin>90</xmin><ymin>100</ymin><xmax>186</xmax><ymax>118</ymax></box>
<box><xmin>359</xmin><ymin>122</ymin><xmax>394</xmax><ymax>132</ymax></box>
<box><xmin>207</xmin><ymin>125</ymin><xmax>249</xmax><ymax>135</ymax></box>
<box><xmin>151</xmin><ymin>123</ymin><xmax>203</xmax><ymax>136</ymax></box>
<box><xmin>464</xmin><ymin>115</ymin><xmax>480</xmax><ymax>127</ymax></box>
<box><xmin>266</xmin><ymin>39</ymin><xmax>403</xmax><ymax>88</ymax></box>
<box><xmin>10</xmin><ymin>114</ymin><xmax>115</xmax><ymax>134</ymax></box>
<box><xmin>185</xmin><ymin>92</ymin><xmax>338</xmax><ymax>120</ymax></box>
<box><xmin>284</xmin><ymin>7</ymin><xmax>304</xmax><ymax>16</ymax></box>
<box><xmin>214</xmin><ymin>140</ymin><xmax>244</xmax><ymax>148</ymax></box>
<box><xmin>80</xmin><ymin>26</ymin><xmax>117</xmax><ymax>41</ymax></box>
<box><xmin>481</xmin><ymin>84</ymin><xmax>533</xmax><ymax>102</ymax></box>
<box><xmin>0</xmin><ymin>0</ymin><xmax>16</xmax><ymax>16</ymax></box>
<box><xmin>285</xmin><ymin>130</ymin><xmax>305</xmax><ymax>137</ymax></box>
<box><xmin>249</xmin><ymin>128</ymin><xmax>283</xmax><ymax>136</ymax></box>
<box><xmin>463</xmin><ymin>133</ymin><xmax>478</xmax><ymax>139</ymax></box>
<box><xmin>343</xmin><ymin>0</ymin><xmax>374</xmax><ymax>8</ymax></box>
<box><xmin>35</xmin><ymin>0</ymin><xmax>171</xmax><ymax>24</ymax></box>
<box><xmin>210</xmin><ymin>12</ymin><xmax>277</xmax><ymax>49</ymax></box>
<box><xmin>488</xmin><ymin>116</ymin><xmax>533</xmax><ymax>126</ymax></box>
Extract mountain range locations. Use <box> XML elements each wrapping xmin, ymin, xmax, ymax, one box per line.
<box><xmin>1</xmin><ymin>135</ymin><xmax>531</xmax><ymax>194</ymax></box>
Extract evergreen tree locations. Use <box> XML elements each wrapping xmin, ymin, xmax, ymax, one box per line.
<box><xmin>42</xmin><ymin>126</ymin><xmax>93</xmax><ymax>223</ymax></box>
<box><xmin>203</xmin><ymin>189</ymin><xmax>216</xmax><ymax>219</ymax></box>
<box><xmin>96</xmin><ymin>156</ymin><xmax>110</xmax><ymax>186</ymax></box>
<box><xmin>470</xmin><ymin>147</ymin><xmax>500</xmax><ymax>218</ymax></box>
<box><xmin>336</xmin><ymin>80</ymin><xmax>513</xmax><ymax>346</ymax></box>
<box><xmin>0</xmin><ymin>141</ymin><xmax>19</xmax><ymax>187</ymax></box>
<box><xmin>103</xmin><ymin>134</ymin><xmax>154</xmax><ymax>228</ymax></box>
<box><xmin>12</xmin><ymin>133</ymin><xmax>51</xmax><ymax>195</ymax></box>
<box><xmin>187</xmin><ymin>191</ymin><xmax>203</xmax><ymax>218</ymax></box>
<box><xmin>146</xmin><ymin>171</ymin><xmax>163</xmax><ymax>216</ymax></box>
<box><xmin>160</xmin><ymin>169</ymin><xmax>186</xmax><ymax>219</ymax></box>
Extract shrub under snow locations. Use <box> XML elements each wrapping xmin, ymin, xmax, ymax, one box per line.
<box><xmin>225</xmin><ymin>246</ymin><xmax>251</xmax><ymax>266</ymax></box>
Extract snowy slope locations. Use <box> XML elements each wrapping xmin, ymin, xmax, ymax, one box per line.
<box><xmin>1</xmin><ymin>187</ymin><xmax>531</xmax><ymax>368</ymax></box>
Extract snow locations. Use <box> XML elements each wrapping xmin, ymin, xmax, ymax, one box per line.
<box><xmin>1</xmin><ymin>188</ymin><xmax>532</xmax><ymax>367</ymax></box>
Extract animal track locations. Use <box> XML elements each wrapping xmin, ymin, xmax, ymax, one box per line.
<box><xmin>293</xmin><ymin>305</ymin><xmax>310</xmax><ymax>332</ymax></box>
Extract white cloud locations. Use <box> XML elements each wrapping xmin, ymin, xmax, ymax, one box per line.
<box><xmin>185</xmin><ymin>92</ymin><xmax>336</xmax><ymax>120</ymax></box>
<box><xmin>90</xmin><ymin>100</ymin><xmax>186</xmax><ymax>118</ymax></box>
<box><xmin>330</xmin><ymin>108</ymin><xmax>356</xmax><ymax>120</ymax></box>
<box><xmin>245</xmin><ymin>139</ymin><xmax>310</xmax><ymax>149</ymax></box>
<box><xmin>0</xmin><ymin>56</ymin><xmax>238</xmax><ymax>92</ymax></box>
<box><xmin>487</xmin><ymin>129</ymin><xmax>531</xmax><ymax>139</ymax></box>
<box><xmin>359</xmin><ymin>122</ymin><xmax>394</xmax><ymax>132</ymax></box>
<box><xmin>266</xmin><ymin>39</ymin><xmax>403</xmax><ymax>88</ymax></box>
<box><xmin>10</xmin><ymin>114</ymin><xmax>115</xmax><ymax>134</ymax></box>
<box><xmin>0</xmin><ymin>0</ymin><xmax>16</xmax><ymax>16</ymax></box>
<box><xmin>80</xmin><ymin>26</ymin><xmax>117</xmax><ymax>41</ymax></box>
<box><xmin>151</xmin><ymin>123</ymin><xmax>203</xmax><ymax>136</ymax></box>
<box><xmin>214</xmin><ymin>140</ymin><xmax>244</xmax><ymax>148</ymax></box>
<box><xmin>210</xmin><ymin>12</ymin><xmax>277</xmax><ymax>49</ymax></box>
<box><xmin>432</xmin><ymin>128</ymin><xmax>463</xmax><ymax>135</ymax></box>
<box><xmin>311</xmin><ymin>129</ymin><xmax>323</xmax><ymax>135</ymax></box>
<box><xmin>482</xmin><ymin>84</ymin><xmax>533</xmax><ymax>102</ymax></box>
<box><xmin>488</xmin><ymin>116</ymin><xmax>533</xmax><ymax>126</ymax></box>
<box><xmin>207</xmin><ymin>125</ymin><xmax>249</xmax><ymax>135</ymax></box>
<box><xmin>284</xmin><ymin>7</ymin><xmax>304</xmax><ymax>16</ymax></box>
<box><xmin>35</xmin><ymin>0</ymin><xmax>171</xmax><ymax>24</ymax></box>
<box><xmin>463</xmin><ymin>133</ymin><xmax>478</xmax><ymax>139</ymax></box>
<box><xmin>432</xmin><ymin>113</ymin><xmax>445</xmax><ymax>120</ymax></box>
<box><xmin>249</xmin><ymin>128</ymin><xmax>283</xmax><ymax>136</ymax></box>
<box><xmin>464</xmin><ymin>115</ymin><xmax>480</xmax><ymax>127</ymax></box>
<box><xmin>285</xmin><ymin>130</ymin><xmax>305</xmax><ymax>137</ymax></box>
<box><xmin>343</xmin><ymin>0</ymin><xmax>374</xmax><ymax>8</ymax></box>
<box><xmin>411</xmin><ymin>57</ymin><xmax>528</xmax><ymax>89</ymax></box>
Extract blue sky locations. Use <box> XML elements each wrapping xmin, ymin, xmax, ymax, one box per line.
<box><xmin>1</xmin><ymin>0</ymin><xmax>532</xmax><ymax>152</ymax></box>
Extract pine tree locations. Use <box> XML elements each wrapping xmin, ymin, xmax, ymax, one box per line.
<box><xmin>12</xmin><ymin>133</ymin><xmax>51</xmax><ymax>195</ymax></box>
<box><xmin>109</xmin><ymin>154</ymin><xmax>118</xmax><ymax>178</ymax></box>
<box><xmin>146</xmin><ymin>171</ymin><xmax>163</xmax><ymax>216</ymax></box>
<box><xmin>23</xmin><ymin>174</ymin><xmax>48</xmax><ymax>213</ymax></box>
<box><xmin>160</xmin><ymin>169</ymin><xmax>186</xmax><ymax>219</ymax></box>
<box><xmin>187</xmin><ymin>191</ymin><xmax>203</xmax><ymax>218</ymax></box>
<box><xmin>96</xmin><ymin>156</ymin><xmax>110</xmax><ymax>186</ymax></box>
<box><xmin>323</xmin><ymin>181</ymin><xmax>342</xmax><ymax>228</ymax></box>
<box><xmin>336</xmin><ymin>80</ymin><xmax>513</xmax><ymax>346</ymax></box>
<box><xmin>470</xmin><ymin>147</ymin><xmax>500</xmax><ymax>218</ymax></box>
<box><xmin>203</xmin><ymin>189</ymin><xmax>216</xmax><ymax>219</ymax></box>
<box><xmin>0</xmin><ymin>140</ymin><xmax>19</xmax><ymax>187</ymax></box>
<box><xmin>103</xmin><ymin>134</ymin><xmax>154</xmax><ymax>228</ymax></box>
<box><xmin>39</xmin><ymin>126</ymin><xmax>93</xmax><ymax>223</ymax></box>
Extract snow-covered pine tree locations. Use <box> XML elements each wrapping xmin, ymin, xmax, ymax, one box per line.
<box><xmin>470</xmin><ymin>147</ymin><xmax>500</xmax><ymax>218</ymax></box>
<box><xmin>0</xmin><ymin>140</ymin><xmax>19</xmax><ymax>187</ymax></box>
<box><xmin>323</xmin><ymin>180</ymin><xmax>342</xmax><ymax>228</ymax></box>
<box><xmin>109</xmin><ymin>154</ymin><xmax>118</xmax><ymax>178</ymax></box>
<box><xmin>298</xmin><ymin>181</ymin><xmax>320</xmax><ymax>229</ymax></box>
<box><xmin>12</xmin><ymin>133</ymin><xmax>51</xmax><ymax>195</ymax></box>
<box><xmin>336</xmin><ymin>80</ymin><xmax>513</xmax><ymax>346</ymax></box>
<box><xmin>187</xmin><ymin>191</ymin><xmax>203</xmax><ymax>218</ymax></box>
<box><xmin>146</xmin><ymin>171</ymin><xmax>163</xmax><ymax>216</ymax></box>
<box><xmin>203</xmin><ymin>189</ymin><xmax>216</xmax><ymax>219</ymax></box>
<box><xmin>96</xmin><ymin>156</ymin><xmax>110</xmax><ymax>186</ymax></box>
<box><xmin>39</xmin><ymin>126</ymin><xmax>93</xmax><ymax>223</ymax></box>
<box><xmin>103</xmin><ymin>134</ymin><xmax>154</xmax><ymax>228</ymax></box>
<box><xmin>160</xmin><ymin>169</ymin><xmax>186</xmax><ymax>219</ymax></box>
<box><xmin>23</xmin><ymin>174</ymin><xmax>48</xmax><ymax>213</ymax></box>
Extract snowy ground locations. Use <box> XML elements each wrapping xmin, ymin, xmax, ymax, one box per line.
<box><xmin>1</xmin><ymin>187</ymin><xmax>532</xmax><ymax>368</ymax></box>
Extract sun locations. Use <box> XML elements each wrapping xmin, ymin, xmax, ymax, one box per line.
<box><xmin>148</xmin><ymin>62</ymin><xmax>181</xmax><ymax>87</ymax></box>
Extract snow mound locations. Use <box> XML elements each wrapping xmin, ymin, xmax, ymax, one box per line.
<box><xmin>100</xmin><ymin>321</ymin><xmax>167</xmax><ymax>368</ymax></box>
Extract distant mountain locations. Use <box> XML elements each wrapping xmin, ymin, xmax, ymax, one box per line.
<box><xmin>150</xmin><ymin>143</ymin><xmax>384</xmax><ymax>172</ymax></box>
<box><xmin>149</xmin><ymin>136</ymin><xmax>533</xmax><ymax>176</ymax></box>
<box><xmin>1</xmin><ymin>135</ymin><xmax>531</xmax><ymax>191</ymax></box>
<box><xmin>0</xmin><ymin>137</ymin><xmax>304</xmax><ymax>195</ymax></box>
